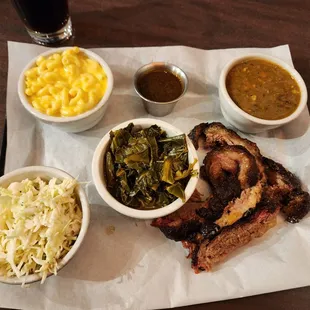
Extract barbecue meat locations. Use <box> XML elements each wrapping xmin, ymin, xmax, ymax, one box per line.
<box><xmin>263</xmin><ymin>157</ymin><xmax>310</xmax><ymax>223</ymax></box>
<box><xmin>151</xmin><ymin>197</ymin><xmax>224</xmax><ymax>242</ymax></box>
<box><xmin>202</xmin><ymin>144</ymin><xmax>263</xmax><ymax>227</ymax></box>
<box><xmin>195</xmin><ymin>195</ymin><xmax>226</xmax><ymax>222</ymax></box>
<box><xmin>204</xmin><ymin>145</ymin><xmax>259</xmax><ymax>191</ymax></box>
<box><xmin>189</xmin><ymin>122</ymin><xmax>261</xmax><ymax>158</ymax></box>
<box><xmin>263</xmin><ymin>157</ymin><xmax>300</xmax><ymax>194</ymax></box>
<box><xmin>193</xmin><ymin>206</ymin><xmax>279</xmax><ymax>272</ymax></box>
<box><xmin>203</xmin><ymin>145</ymin><xmax>259</xmax><ymax>203</ymax></box>
<box><xmin>151</xmin><ymin>202</ymin><xmax>205</xmax><ymax>241</ymax></box>
<box><xmin>189</xmin><ymin>122</ymin><xmax>266</xmax><ymax>182</ymax></box>
<box><xmin>215</xmin><ymin>183</ymin><xmax>263</xmax><ymax>228</ymax></box>
<box><xmin>283</xmin><ymin>191</ymin><xmax>310</xmax><ymax>223</ymax></box>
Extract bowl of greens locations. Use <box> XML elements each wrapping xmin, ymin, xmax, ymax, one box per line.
<box><xmin>92</xmin><ymin>118</ymin><xmax>199</xmax><ymax>219</ymax></box>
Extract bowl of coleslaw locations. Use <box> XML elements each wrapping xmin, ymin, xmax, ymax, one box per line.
<box><xmin>0</xmin><ymin>166</ymin><xmax>90</xmax><ymax>285</ymax></box>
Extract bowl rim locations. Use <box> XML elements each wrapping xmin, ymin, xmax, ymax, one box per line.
<box><xmin>219</xmin><ymin>53</ymin><xmax>308</xmax><ymax>125</ymax></box>
<box><xmin>0</xmin><ymin>166</ymin><xmax>90</xmax><ymax>285</ymax></box>
<box><xmin>18</xmin><ymin>46</ymin><xmax>114</xmax><ymax>123</ymax></box>
<box><xmin>92</xmin><ymin>118</ymin><xmax>200</xmax><ymax>219</ymax></box>
<box><xmin>133</xmin><ymin>62</ymin><xmax>189</xmax><ymax>105</ymax></box>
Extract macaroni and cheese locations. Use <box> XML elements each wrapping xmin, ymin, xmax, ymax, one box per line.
<box><xmin>24</xmin><ymin>47</ymin><xmax>108</xmax><ymax>117</ymax></box>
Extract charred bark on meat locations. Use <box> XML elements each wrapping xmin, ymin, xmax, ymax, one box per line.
<box><xmin>203</xmin><ymin>145</ymin><xmax>259</xmax><ymax>202</ymax></box>
<box><xmin>195</xmin><ymin>195</ymin><xmax>225</xmax><ymax>221</ymax></box>
<box><xmin>152</xmin><ymin>219</ymin><xmax>203</xmax><ymax>242</ymax></box>
<box><xmin>189</xmin><ymin>122</ymin><xmax>266</xmax><ymax>182</ymax></box>
<box><xmin>263</xmin><ymin>157</ymin><xmax>310</xmax><ymax>223</ymax></box>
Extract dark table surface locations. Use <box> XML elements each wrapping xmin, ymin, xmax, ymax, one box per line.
<box><xmin>1</xmin><ymin>0</ymin><xmax>310</xmax><ymax>309</ymax></box>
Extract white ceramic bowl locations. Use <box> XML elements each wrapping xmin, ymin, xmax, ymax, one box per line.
<box><xmin>18</xmin><ymin>47</ymin><xmax>114</xmax><ymax>133</ymax></box>
<box><xmin>219</xmin><ymin>53</ymin><xmax>308</xmax><ymax>133</ymax></box>
<box><xmin>0</xmin><ymin>166</ymin><xmax>90</xmax><ymax>285</ymax></box>
<box><xmin>92</xmin><ymin>118</ymin><xmax>200</xmax><ymax>219</ymax></box>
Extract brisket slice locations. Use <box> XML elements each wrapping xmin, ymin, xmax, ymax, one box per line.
<box><xmin>191</xmin><ymin>206</ymin><xmax>279</xmax><ymax>272</ymax></box>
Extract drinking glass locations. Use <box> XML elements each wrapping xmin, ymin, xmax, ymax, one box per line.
<box><xmin>12</xmin><ymin>0</ymin><xmax>73</xmax><ymax>45</ymax></box>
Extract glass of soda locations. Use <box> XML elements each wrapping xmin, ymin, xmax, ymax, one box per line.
<box><xmin>12</xmin><ymin>0</ymin><xmax>73</xmax><ymax>45</ymax></box>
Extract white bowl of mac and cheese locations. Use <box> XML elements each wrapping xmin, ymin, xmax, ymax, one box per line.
<box><xmin>18</xmin><ymin>47</ymin><xmax>114</xmax><ymax>133</ymax></box>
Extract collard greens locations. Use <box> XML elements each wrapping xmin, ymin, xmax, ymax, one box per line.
<box><xmin>105</xmin><ymin>123</ymin><xmax>196</xmax><ymax>210</ymax></box>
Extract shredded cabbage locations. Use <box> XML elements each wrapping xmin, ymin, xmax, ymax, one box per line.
<box><xmin>0</xmin><ymin>177</ymin><xmax>82</xmax><ymax>283</ymax></box>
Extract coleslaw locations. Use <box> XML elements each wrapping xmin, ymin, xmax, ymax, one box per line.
<box><xmin>0</xmin><ymin>177</ymin><xmax>82</xmax><ymax>283</ymax></box>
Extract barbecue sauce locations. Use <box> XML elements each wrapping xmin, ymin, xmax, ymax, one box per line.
<box><xmin>137</xmin><ymin>70</ymin><xmax>183</xmax><ymax>102</ymax></box>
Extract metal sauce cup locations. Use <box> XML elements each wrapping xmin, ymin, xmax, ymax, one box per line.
<box><xmin>134</xmin><ymin>62</ymin><xmax>188</xmax><ymax>117</ymax></box>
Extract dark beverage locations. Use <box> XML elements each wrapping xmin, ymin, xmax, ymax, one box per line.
<box><xmin>12</xmin><ymin>0</ymin><xmax>69</xmax><ymax>33</ymax></box>
<box><xmin>12</xmin><ymin>0</ymin><xmax>72</xmax><ymax>45</ymax></box>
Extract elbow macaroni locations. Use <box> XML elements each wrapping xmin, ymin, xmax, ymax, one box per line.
<box><xmin>24</xmin><ymin>47</ymin><xmax>108</xmax><ymax>117</ymax></box>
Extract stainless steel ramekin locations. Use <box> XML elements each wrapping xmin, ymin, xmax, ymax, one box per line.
<box><xmin>134</xmin><ymin>62</ymin><xmax>188</xmax><ymax>117</ymax></box>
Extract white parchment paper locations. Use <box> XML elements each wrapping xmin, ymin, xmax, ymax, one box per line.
<box><xmin>2</xmin><ymin>41</ymin><xmax>310</xmax><ymax>310</ymax></box>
